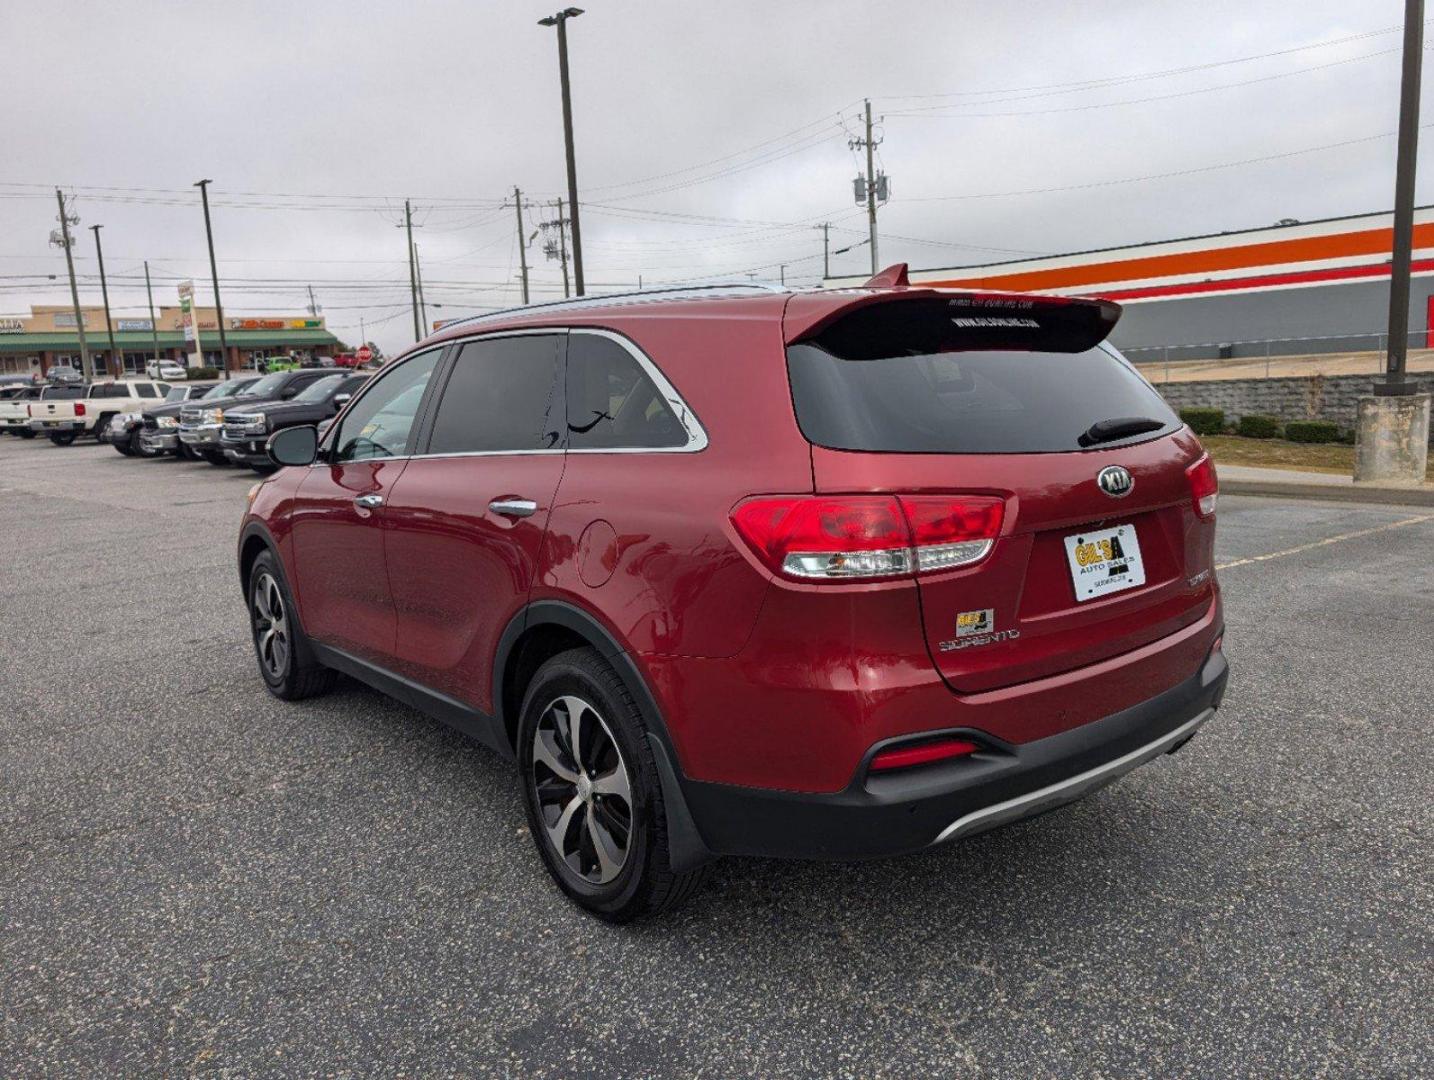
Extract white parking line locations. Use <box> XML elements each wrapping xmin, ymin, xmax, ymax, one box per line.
<box><xmin>1217</xmin><ymin>513</ymin><xmax>1434</xmax><ymax>571</ymax></box>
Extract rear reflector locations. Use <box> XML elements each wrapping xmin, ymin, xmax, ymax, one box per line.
<box><xmin>731</xmin><ymin>494</ymin><xmax>1004</xmax><ymax>582</ymax></box>
<box><xmin>1186</xmin><ymin>454</ymin><xmax>1218</xmax><ymax>520</ymax></box>
<box><xmin>869</xmin><ymin>736</ymin><xmax>979</xmax><ymax>773</ymax></box>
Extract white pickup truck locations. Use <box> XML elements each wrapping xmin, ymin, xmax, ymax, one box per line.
<box><xmin>1</xmin><ymin>384</ymin><xmax>85</xmax><ymax>438</ymax></box>
<box><xmin>27</xmin><ymin>380</ymin><xmax>172</xmax><ymax>445</ymax></box>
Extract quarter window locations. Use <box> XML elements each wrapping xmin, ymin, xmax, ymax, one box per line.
<box><xmin>565</xmin><ymin>334</ymin><xmax>687</xmax><ymax>450</ymax></box>
<box><xmin>135</xmin><ymin>383</ymin><xmax>158</xmax><ymax>399</ymax></box>
<box><xmin>426</xmin><ymin>335</ymin><xmax>563</xmax><ymax>454</ymax></box>
<box><xmin>331</xmin><ymin>350</ymin><xmax>441</xmax><ymax>462</ymax></box>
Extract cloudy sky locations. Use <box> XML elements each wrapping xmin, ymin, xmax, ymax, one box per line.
<box><xmin>1</xmin><ymin>0</ymin><xmax>1426</xmax><ymax>354</ymax></box>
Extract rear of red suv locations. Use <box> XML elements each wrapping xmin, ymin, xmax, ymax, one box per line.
<box><xmin>239</xmin><ymin>280</ymin><xmax>1226</xmax><ymax>922</ymax></box>
<box><xmin>656</xmin><ymin>287</ymin><xmax>1226</xmax><ymax>864</ymax></box>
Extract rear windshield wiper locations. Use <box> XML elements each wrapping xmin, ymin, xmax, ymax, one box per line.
<box><xmin>1078</xmin><ymin>416</ymin><xmax>1167</xmax><ymax>447</ymax></box>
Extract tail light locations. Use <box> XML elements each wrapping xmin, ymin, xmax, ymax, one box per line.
<box><xmin>74</xmin><ymin>402</ymin><xmax>87</xmax><ymax>417</ymax></box>
<box><xmin>870</xmin><ymin>735</ymin><xmax>979</xmax><ymax>773</ymax></box>
<box><xmin>1186</xmin><ymin>454</ymin><xmax>1218</xmax><ymax>520</ymax></box>
<box><xmin>731</xmin><ymin>494</ymin><xmax>1004</xmax><ymax>582</ymax></box>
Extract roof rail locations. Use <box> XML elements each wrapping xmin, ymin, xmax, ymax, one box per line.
<box><xmin>434</xmin><ymin>282</ymin><xmax>789</xmax><ymax>334</ymax></box>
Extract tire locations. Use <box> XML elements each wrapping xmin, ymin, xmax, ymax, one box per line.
<box><xmin>200</xmin><ymin>450</ymin><xmax>229</xmax><ymax>466</ymax></box>
<box><xmin>132</xmin><ymin>432</ymin><xmax>159</xmax><ymax>458</ymax></box>
<box><xmin>247</xmin><ymin>550</ymin><xmax>336</xmax><ymax>701</ymax></box>
<box><xmin>113</xmin><ymin>438</ymin><xmax>135</xmax><ymax>457</ymax></box>
<box><xmin>177</xmin><ymin>442</ymin><xmax>199</xmax><ymax>460</ymax></box>
<box><xmin>517</xmin><ymin>647</ymin><xmax>709</xmax><ymax>922</ymax></box>
<box><xmin>93</xmin><ymin>415</ymin><xmax>112</xmax><ymax>442</ymax></box>
<box><xmin>19</xmin><ymin>429</ymin><xmax>35</xmax><ymax>439</ymax></box>
<box><xmin>49</xmin><ymin>432</ymin><xmax>76</xmax><ymax>446</ymax></box>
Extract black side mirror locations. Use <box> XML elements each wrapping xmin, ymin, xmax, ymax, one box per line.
<box><xmin>281</xmin><ymin>385</ymin><xmax>300</xmax><ymax>399</ymax></box>
<box><xmin>267</xmin><ymin>425</ymin><xmax>319</xmax><ymax>467</ymax></box>
<box><xmin>333</xmin><ymin>393</ymin><xmax>352</xmax><ymax>406</ymax></box>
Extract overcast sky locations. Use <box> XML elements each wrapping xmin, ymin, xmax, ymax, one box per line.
<box><xmin>2</xmin><ymin>0</ymin><xmax>1426</xmax><ymax>354</ymax></box>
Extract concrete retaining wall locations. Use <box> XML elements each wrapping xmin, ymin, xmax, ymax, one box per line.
<box><xmin>1153</xmin><ymin>372</ymin><xmax>1434</xmax><ymax>443</ymax></box>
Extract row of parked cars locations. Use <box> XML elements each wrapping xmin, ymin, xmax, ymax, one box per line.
<box><xmin>0</xmin><ymin>367</ymin><xmax>369</xmax><ymax>470</ymax></box>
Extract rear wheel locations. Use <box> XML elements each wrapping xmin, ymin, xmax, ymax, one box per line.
<box><xmin>248</xmin><ymin>550</ymin><xmax>335</xmax><ymax>700</ymax></box>
<box><xmin>517</xmin><ymin>647</ymin><xmax>708</xmax><ymax>922</ymax></box>
<box><xmin>49</xmin><ymin>432</ymin><xmax>76</xmax><ymax>446</ymax></box>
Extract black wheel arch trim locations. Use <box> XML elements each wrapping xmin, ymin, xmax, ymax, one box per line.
<box><xmin>494</xmin><ymin>599</ymin><xmax>715</xmax><ymax>872</ymax></box>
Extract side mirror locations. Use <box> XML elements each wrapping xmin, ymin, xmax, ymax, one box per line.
<box><xmin>267</xmin><ymin>425</ymin><xmax>319</xmax><ymax>467</ymax></box>
<box><xmin>281</xmin><ymin>386</ymin><xmax>300</xmax><ymax>399</ymax></box>
<box><xmin>333</xmin><ymin>393</ymin><xmax>351</xmax><ymax>406</ymax></box>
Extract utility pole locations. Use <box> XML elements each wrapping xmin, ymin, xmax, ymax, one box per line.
<box><xmin>817</xmin><ymin>222</ymin><xmax>831</xmax><ymax>281</ymax></box>
<box><xmin>539</xmin><ymin>8</ymin><xmax>586</xmax><ymax>294</ymax></box>
<box><xmin>540</xmin><ymin>198</ymin><xmax>571</xmax><ymax>298</ymax></box>
<box><xmin>1381</xmin><ymin>0</ymin><xmax>1425</xmax><ymax>396</ymax></box>
<box><xmin>306</xmin><ymin>284</ymin><xmax>320</xmax><ymax>318</ymax></box>
<box><xmin>359</xmin><ymin>315</ymin><xmax>366</xmax><ymax>349</ymax></box>
<box><xmin>144</xmin><ymin>261</ymin><xmax>161</xmax><ymax>367</ymax></box>
<box><xmin>53</xmin><ymin>189</ymin><xmax>92</xmax><ymax>380</ymax></box>
<box><xmin>779</xmin><ymin>264</ymin><xmax>787</xmax><ymax>287</ymax></box>
<box><xmin>413</xmin><ymin>242</ymin><xmax>428</xmax><ymax>332</ymax></box>
<box><xmin>863</xmin><ymin>100</ymin><xmax>879</xmax><ymax>273</ymax></box>
<box><xmin>194</xmin><ymin>180</ymin><xmax>231</xmax><ymax>379</ymax></box>
<box><xmin>404</xmin><ymin>200</ymin><xmax>420</xmax><ymax>342</ymax></box>
<box><xmin>89</xmin><ymin>225</ymin><xmax>121</xmax><ymax>376</ymax></box>
<box><xmin>513</xmin><ymin>186</ymin><xmax>530</xmax><ymax>304</ymax></box>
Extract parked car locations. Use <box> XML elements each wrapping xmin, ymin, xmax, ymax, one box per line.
<box><xmin>108</xmin><ymin>383</ymin><xmax>217</xmax><ymax>457</ymax></box>
<box><xmin>1</xmin><ymin>384</ymin><xmax>83</xmax><ymax>437</ymax></box>
<box><xmin>145</xmin><ymin>359</ymin><xmax>190</xmax><ymax>381</ymax></box>
<box><xmin>46</xmin><ymin>363</ymin><xmax>83</xmax><ymax>385</ymax></box>
<box><xmin>140</xmin><ymin>378</ymin><xmax>258</xmax><ymax>459</ymax></box>
<box><xmin>180</xmin><ymin>369</ymin><xmax>336</xmax><ymax>465</ymax></box>
<box><xmin>220</xmin><ymin>372</ymin><xmax>368</xmax><ymax>471</ymax></box>
<box><xmin>28</xmin><ymin>379</ymin><xmax>172</xmax><ymax>445</ymax></box>
<box><xmin>239</xmin><ymin>275</ymin><xmax>1228</xmax><ymax>921</ymax></box>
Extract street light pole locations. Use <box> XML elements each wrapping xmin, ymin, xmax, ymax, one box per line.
<box><xmin>89</xmin><ymin>225</ymin><xmax>121</xmax><ymax>376</ymax></box>
<box><xmin>539</xmin><ymin>7</ymin><xmax>586</xmax><ymax>296</ymax></box>
<box><xmin>194</xmin><ymin>180</ymin><xmax>231</xmax><ymax>379</ymax></box>
<box><xmin>1380</xmin><ymin>0</ymin><xmax>1425</xmax><ymax>396</ymax></box>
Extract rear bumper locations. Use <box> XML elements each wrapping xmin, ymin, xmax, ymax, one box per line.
<box><xmin>29</xmin><ymin>419</ymin><xmax>82</xmax><ymax>432</ymax></box>
<box><xmin>680</xmin><ymin>644</ymin><xmax>1228</xmax><ymax>861</ymax></box>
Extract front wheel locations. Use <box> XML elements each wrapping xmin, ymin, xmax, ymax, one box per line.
<box><xmin>93</xmin><ymin>416</ymin><xmax>112</xmax><ymax>442</ymax></box>
<box><xmin>248</xmin><ymin>551</ymin><xmax>335</xmax><ymax>701</ymax></box>
<box><xmin>200</xmin><ymin>450</ymin><xmax>229</xmax><ymax>466</ymax></box>
<box><xmin>517</xmin><ymin>648</ymin><xmax>708</xmax><ymax>922</ymax></box>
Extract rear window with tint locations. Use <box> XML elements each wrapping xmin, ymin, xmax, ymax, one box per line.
<box><xmin>786</xmin><ymin>299</ymin><xmax>1177</xmax><ymax>454</ymax></box>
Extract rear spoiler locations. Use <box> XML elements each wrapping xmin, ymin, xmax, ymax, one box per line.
<box><xmin>785</xmin><ymin>276</ymin><xmax>1122</xmax><ymax>356</ymax></box>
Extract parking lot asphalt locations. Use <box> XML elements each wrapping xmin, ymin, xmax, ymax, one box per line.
<box><xmin>2</xmin><ymin>437</ymin><xmax>1431</xmax><ymax>1078</ymax></box>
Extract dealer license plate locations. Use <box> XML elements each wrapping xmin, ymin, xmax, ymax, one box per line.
<box><xmin>1063</xmin><ymin>523</ymin><xmax>1145</xmax><ymax>602</ymax></box>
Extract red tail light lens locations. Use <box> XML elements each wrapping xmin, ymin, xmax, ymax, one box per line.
<box><xmin>731</xmin><ymin>494</ymin><xmax>1004</xmax><ymax>581</ymax></box>
<box><xmin>1186</xmin><ymin>454</ymin><xmax>1218</xmax><ymax>520</ymax></box>
<box><xmin>870</xmin><ymin>736</ymin><xmax>979</xmax><ymax>773</ymax></box>
<box><xmin>74</xmin><ymin>402</ymin><xmax>86</xmax><ymax>417</ymax></box>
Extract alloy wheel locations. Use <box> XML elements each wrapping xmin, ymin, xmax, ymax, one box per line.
<box><xmin>251</xmin><ymin>571</ymin><xmax>290</xmax><ymax>680</ymax></box>
<box><xmin>531</xmin><ymin>694</ymin><xmax>634</xmax><ymax>885</ymax></box>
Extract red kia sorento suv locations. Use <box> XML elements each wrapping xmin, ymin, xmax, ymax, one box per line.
<box><xmin>239</xmin><ymin>269</ymin><xmax>1227</xmax><ymax>921</ymax></box>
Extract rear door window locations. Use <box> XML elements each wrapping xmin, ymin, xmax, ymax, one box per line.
<box><xmin>786</xmin><ymin>298</ymin><xmax>1178</xmax><ymax>454</ymax></box>
<box><xmin>425</xmin><ymin>335</ymin><xmax>563</xmax><ymax>454</ymax></box>
<box><xmin>565</xmin><ymin>332</ymin><xmax>689</xmax><ymax>450</ymax></box>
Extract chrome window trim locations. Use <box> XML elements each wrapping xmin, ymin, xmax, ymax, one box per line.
<box><xmin>563</xmin><ymin>327</ymin><xmax>708</xmax><ymax>454</ymax></box>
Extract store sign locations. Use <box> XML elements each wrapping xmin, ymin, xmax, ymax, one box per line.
<box><xmin>177</xmin><ymin>282</ymin><xmax>203</xmax><ymax>367</ymax></box>
<box><xmin>0</xmin><ymin>318</ymin><xmax>23</xmax><ymax>333</ymax></box>
<box><xmin>55</xmin><ymin>312</ymin><xmax>86</xmax><ymax>328</ymax></box>
<box><xmin>229</xmin><ymin>317</ymin><xmax>322</xmax><ymax>331</ymax></box>
<box><xmin>117</xmin><ymin>318</ymin><xmax>153</xmax><ymax>331</ymax></box>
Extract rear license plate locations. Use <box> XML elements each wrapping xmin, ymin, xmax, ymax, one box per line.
<box><xmin>1064</xmin><ymin>524</ymin><xmax>1145</xmax><ymax>602</ymax></box>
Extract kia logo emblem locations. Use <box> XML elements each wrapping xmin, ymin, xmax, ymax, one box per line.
<box><xmin>1097</xmin><ymin>465</ymin><xmax>1134</xmax><ymax>498</ymax></box>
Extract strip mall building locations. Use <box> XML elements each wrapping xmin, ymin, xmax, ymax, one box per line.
<box><xmin>0</xmin><ymin>305</ymin><xmax>342</xmax><ymax>378</ymax></box>
<box><xmin>827</xmin><ymin>207</ymin><xmax>1434</xmax><ymax>363</ymax></box>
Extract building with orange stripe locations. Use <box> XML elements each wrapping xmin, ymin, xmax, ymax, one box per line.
<box><xmin>826</xmin><ymin>206</ymin><xmax>1434</xmax><ymax>362</ymax></box>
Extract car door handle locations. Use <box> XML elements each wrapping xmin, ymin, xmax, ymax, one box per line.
<box><xmin>489</xmin><ymin>497</ymin><xmax>538</xmax><ymax>518</ymax></box>
<box><xmin>354</xmin><ymin>494</ymin><xmax>385</xmax><ymax>509</ymax></box>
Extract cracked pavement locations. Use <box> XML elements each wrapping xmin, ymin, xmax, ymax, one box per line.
<box><xmin>2</xmin><ymin>438</ymin><xmax>1431</xmax><ymax>1077</ymax></box>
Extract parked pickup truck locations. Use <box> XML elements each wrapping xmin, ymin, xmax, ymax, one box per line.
<box><xmin>28</xmin><ymin>380</ymin><xmax>173</xmax><ymax>445</ymax></box>
<box><xmin>107</xmin><ymin>383</ymin><xmax>217</xmax><ymax>457</ymax></box>
<box><xmin>3</xmin><ymin>385</ymin><xmax>84</xmax><ymax>438</ymax></box>
<box><xmin>180</xmin><ymin>368</ymin><xmax>336</xmax><ymax>466</ymax></box>
<box><xmin>139</xmin><ymin>377</ymin><xmax>258</xmax><ymax>459</ymax></box>
<box><xmin>221</xmin><ymin>371</ymin><xmax>367</xmax><ymax>470</ymax></box>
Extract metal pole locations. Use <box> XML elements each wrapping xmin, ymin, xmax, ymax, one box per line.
<box><xmin>55</xmin><ymin>189</ymin><xmax>92</xmax><ymax>380</ymax></box>
<box><xmin>90</xmin><ymin>226</ymin><xmax>121</xmax><ymax>377</ymax></box>
<box><xmin>542</xmin><ymin>10</ymin><xmax>586</xmax><ymax>295</ymax></box>
<box><xmin>1381</xmin><ymin>0</ymin><xmax>1424</xmax><ymax>395</ymax></box>
<box><xmin>514</xmin><ymin>187</ymin><xmax>530</xmax><ymax>304</ymax></box>
<box><xmin>1164</xmin><ymin>345</ymin><xmax>1170</xmax><ymax>384</ymax></box>
<box><xmin>194</xmin><ymin>180</ymin><xmax>231</xmax><ymax>379</ymax></box>
<box><xmin>144</xmin><ymin>261</ymin><xmax>161</xmax><ymax>368</ymax></box>
<box><xmin>556</xmin><ymin>197</ymin><xmax>570</xmax><ymax>299</ymax></box>
<box><xmin>865</xmin><ymin>100</ymin><xmax>879</xmax><ymax>274</ymax></box>
<box><xmin>819</xmin><ymin>222</ymin><xmax>830</xmax><ymax>280</ymax></box>
<box><xmin>414</xmin><ymin>242</ymin><xmax>428</xmax><ymax>332</ymax></box>
<box><xmin>405</xmin><ymin>199</ymin><xmax>420</xmax><ymax>342</ymax></box>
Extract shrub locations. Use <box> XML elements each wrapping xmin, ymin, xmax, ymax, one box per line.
<box><xmin>1179</xmin><ymin>407</ymin><xmax>1225</xmax><ymax>435</ymax></box>
<box><xmin>1284</xmin><ymin>420</ymin><xmax>1341</xmax><ymax>444</ymax></box>
<box><xmin>1236</xmin><ymin>414</ymin><xmax>1281</xmax><ymax>439</ymax></box>
<box><xmin>187</xmin><ymin>366</ymin><xmax>220</xmax><ymax>379</ymax></box>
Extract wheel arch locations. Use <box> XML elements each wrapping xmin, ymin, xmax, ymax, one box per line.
<box><xmin>237</xmin><ymin>520</ymin><xmax>279</xmax><ymax>601</ymax></box>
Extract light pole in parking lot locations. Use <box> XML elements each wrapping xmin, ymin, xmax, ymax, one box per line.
<box><xmin>194</xmin><ymin>180</ymin><xmax>231</xmax><ymax>380</ymax></box>
<box><xmin>538</xmin><ymin>7</ymin><xmax>585</xmax><ymax>296</ymax></box>
<box><xmin>89</xmin><ymin>226</ymin><xmax>120</xmax><ymax>378</ymax></box>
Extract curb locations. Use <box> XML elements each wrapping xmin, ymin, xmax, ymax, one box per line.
<box><xmin>1222</xmin><ymin>478</ymin><xmax>1434</xmax><ymax>508</ymax></box>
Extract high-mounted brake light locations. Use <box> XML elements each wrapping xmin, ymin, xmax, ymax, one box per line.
<box><xmin>730</xmin><ymin>494</ymin><xmax>1004</xmax><ymax>582</ymax></box>
<box><xmin>869</xmin><ymin>736</ymin><xmax>979</xmax><ymax>773</ymax></box>
<box><xmin>1186</xmin><ymin>454</ymin><xmax>1218</xmax><ymax>520</ymax></box>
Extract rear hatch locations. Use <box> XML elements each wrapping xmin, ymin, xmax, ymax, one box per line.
<box><xmin>784</xmin><ymin>290</ymin><xmax>1217</xmax><ymax>693</ymax></box>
